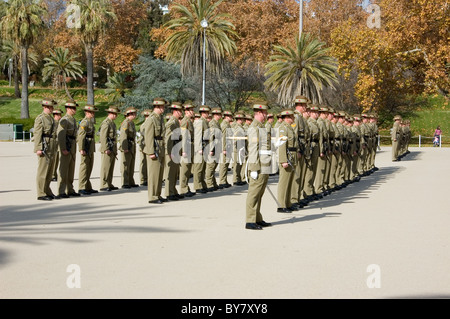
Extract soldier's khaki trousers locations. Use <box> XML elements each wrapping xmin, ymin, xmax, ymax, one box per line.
<box><xmin>278</xmin><ymin>164</ymin><xmax>294</xmax><ymax>208</ymax></box>
<box><xmin>139</xmin><ymin>150</ymin><xmax>147</xmax><ymax>184</ymax></box>
<box><xmin>314</xmin><ymin>154</ymin><xmax>327</xmax><ymax>194</ymax></box>
<box><xmin>120</xmin><ymin>150</ymin><xmax>136</xmax><ymax>186</ymax></box>
<box><xmin>165</xmin><ymin>154</ymin><xmax>180</xmax><ymax>196</ymax></box>
<box><xmin>58</xmin><ymin>144</ymin><xmax>76</xmax><ymax>195</ymax></box>
<box><xmin>392</xmin><ymin>140</ymin><xmax>399</xmax><ymax>161</ymax></box>
<box><xmin>100</xmin><ymin>152</ymin><xmax>116</xmax><ymax>189</ymax></box>
<box><xmin>193</xmin><ymin>153</ymin><xmax>207</xmax><ymax>190</ymax></box>
<box><xmin>304</xmin><ymin>145</ymin><xmax>319</xmax><ymax>196</ymax></box>
<box><xmin>79</xmin><ymin>152</ymin><xmax>94</xmax><ymax>191</ymax></box>
<box><xmin>232</xmin><ymin>151</ymin><xmax>243</xmax><ymax>184</ymax></box>
<box><xmin>218</xmin><ymin>153</ymin><xmax>230</xmax><ymax>185</ymax></box>
<box><xmin>246</xmin><ymin>173</ymin><xmax>269</xmax><ymax>223</ymax></box>
<box><xmin>36</xmin><ymin>153</ymin><xmax>55</xmax><ymax>198</ymax></box>
<box><xmin>52</xmin><ymin>151</ymin><xmax>59</xmax><ymax>180</ymax></box>
<box><xmin>147</xmin><ymin>152</ymin><xmax>165</xmax><ymax>201</ymax></box>
<box><xmin>329</xmin><ymin>152</ymin><xmax>339</xmax><ymax>188</ymax></box>
<box><xmin>205</xmin><ymin>156</ymin><xmax>218</xmax><ymax>188</ymax></box>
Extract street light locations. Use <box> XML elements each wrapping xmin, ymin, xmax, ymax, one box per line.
<box><xmin>299</xmin><ymin>0</ymin><xmax>303</xmax><ymax>39</ymax></box>
<box><xmin>201</xmin><ymin>18</ymin><xmax>208</xmax><ymax>105</ymax></box>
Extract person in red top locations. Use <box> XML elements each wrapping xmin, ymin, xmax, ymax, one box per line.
<box><xmin>434</xmin><ymin>126</ymin><xmax>442</xmax><ymax>147</ymax></box>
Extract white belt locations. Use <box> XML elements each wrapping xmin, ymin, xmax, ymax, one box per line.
<box><xmin>259</xmin><ymin>150</ymin><xmax>272</xmax><ymax>155</ymax></box>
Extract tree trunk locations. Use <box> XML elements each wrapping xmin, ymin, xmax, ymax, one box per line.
<box><xmin>13</xmin><ymin>56</ymin><xmax>20</xmax><ymax>98</ymax></box>
<box><xmin>64</xmin><ymin>78</ymin><xmax>73</xmax><ymax>100</ymax></box>
<box><xmin>85</xmin><ymin>43</ymin><xmax>95</xmax><ymax>105</ymax></box>
<box><xmin>20</xmin><ymin>46</ymin><xmax>29</xmax><ymax>119</ymax></box>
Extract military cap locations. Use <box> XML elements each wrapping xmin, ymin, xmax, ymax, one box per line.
<box><xmin>141</xmin><ymin>109</ymin><xmax>152</xmax><ymax>117</ymax></box>
<box><xmin>328</xmin><ymin>107</ymin><xmax>335</xmax><ymax>113</ymax></box>
<box><xmin>267</xmin><ymin>113</ymin><xmax>274</xmax><ymax>118</ymax></box>
<box><xmin>294</xmin><ymin>95</ymin><xmax>309</xmax><ymax>104</ymax></box>
<box><xmin>353</xmin><ymin>115</ymin><xmax>361</xmax><ymax>121</ymax></box>
<box><xmin>194</xmin><ymin>113</ymin><xmax>201</xmax><ymax>118</ymax></box>
<box><xmin>199</xmin><ymin>105</ymin><xmax>211</xmax><ymax>112</ymax></box>
<box><xmin>211</xmin><ymin>107</ymin><xmax>222</xmax><ymax>114</ymax></box>
<box><xmin>245</xmin><ymin>113</ymin><xmax>253</xmax><ymax>120</ymax></box>
<box><xmin>65</xmin><ymin>100</ymin><xmax>78</xmax><ymax>108</ymax></box>
<box><xmin>183</xmin><ymin>102</ymin><xmax>195</xmax><ymax>110</ymax></box>
<box><xmin>394</xmin><ymin>115</ymin><xmax>402</xmax><ymax>120</ymax></box>
<box><xmin>53</xmin><ymin>108</ymin><xmax>63</xmax><ymax>114</ymax></box>
<box><xmin>348</xmin><ymin>116</ymin><xmax>354</xmax><ymax>122</ymax></box>
<box><xmin>309</xmin><ymin>105</ymin><xmax>320</xmax><ymax>111</ymax></box>
<box><xmin>165</xmin><ymin>114</ymin><xmax>172</xmax><ymax>120</ymax></box>
<box><xmin>106</xmin><ymin>106</ymin><xmax>120</xmax><ymax>114</ymax></box>
<box><xmin>280</xmin><ymin>109</ymin><xmax>294</xmax><ymax>116</ymax></box>
<box><xmin>170</xmin><ymin>102</ymin><xmax>183</xmax><ymax>110</ymax></box>
<box><xmin>339</xmin><ymin>111</ymin><xmax>346</xmax><ymax>117</ymax></box>
<box><xmin>361</xmin><ymin>113</ymin><xmax>369</xmax><ymax>118</ymax></box>
<box><xmin>234</xmin><ymin>112</ymin><xmax>245</xmax><ymax>119</ymax></box>
<box><xmin>42</xmin><ymin>98</ymin><xmax>56</xmax><ymax>107</ymax></box>
<box><xmin>152</xmin><ymin>98</ymin><xmax>166</xmax><ymax>106</ymax></box>
<box><xmin>319</xmin><ymin>106</ymin><xmax>329</xmax><ymax>112</ymax></box>
<box><xmin>223</xmin><ymin>110</ymin><xmax>233</xmax><ymax>117</ymax></box>
<box><xmin>252</xmin><ymin>101</ymin><xmax>269</xmax><ymax>110</ymax></box>
<box><xmin>84</xmin><ymin>104</ymin><xmax>99</xmax><ymax>112</ymax></box>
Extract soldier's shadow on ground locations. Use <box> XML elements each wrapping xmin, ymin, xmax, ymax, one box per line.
<box><xmin>0</xmin><ymin>202</ymin><xmax>189</xmax><ymax>266</ymax></box>
<box><xmin>397</xmin><ymin>151</ymin><xmax>422</xmax><ymax>162</ymax></box>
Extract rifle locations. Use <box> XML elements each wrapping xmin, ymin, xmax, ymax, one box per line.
<box><xmin>107</xmin><ymin>137</ymin><xmax>118</xmax><ymax>160</ymax></box>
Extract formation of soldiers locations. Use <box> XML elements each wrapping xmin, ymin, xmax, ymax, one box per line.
<box><xmin>33</xmin><ymin>96</ymin><xmax>380</xmax><ymax>230</ymax></box>
<box><xmin>391</xmin><ymin>115</ymin><xmax>411</xmax><ymax>161</ymax></box>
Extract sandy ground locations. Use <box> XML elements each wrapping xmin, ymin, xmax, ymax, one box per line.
<box><xmin>0</xmin><ymin>142</ymin><xmax>449</xmax><ymax>299</ymax></box>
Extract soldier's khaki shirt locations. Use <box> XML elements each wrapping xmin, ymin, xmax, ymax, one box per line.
<box><xmin>247</xmin><ymin>119</ymin><xmax>271</xmax><ymax>172</ymax></box>
<box><xmin>57</xmin><ymin>114</ymin><xmax>78</xmax><ymax>152</ymax></box>
<box><xmin>143</xmin><ymin>112</ymin><xmax>164</xmax><ymax>156</ymax></box>
<box><xmin>100</xmin><ymin>117</ymin><xmax>117</xmax><ymax>154</ymax></box>
<box><xmin>33</xmin><ymin>111</ymin><xmax>56</xmax><ymax>154</ymax></box>
<box><xmin>278</xmin><ymin>121</ymin><xmax>298</xmax><ymax>164</ymax></box>
<box><xmin>77</xmin><ymin>116</ymin><xmax>96</xmax><ymax>154</ymax></box>
<box><xmin>119</xmin><ymin>118</ymin><xmax>136</xmax><ymax>153</ymax></box>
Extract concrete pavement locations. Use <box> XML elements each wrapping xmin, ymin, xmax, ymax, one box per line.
<box><xmin>0</xmin><ymin>142</ymin><xmax>449</xmax><ymax>298</ymax></box>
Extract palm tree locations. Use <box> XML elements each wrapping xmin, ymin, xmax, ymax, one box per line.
<box><xmin>42</xmin><ymin>47</ymin><xmax>84</xmax><ymax>100</ymax></box>
<box><xmin>265</xmin><ymin>33</ymin><xmax>338</xmax><ymax>107</ymax></box>
<box><xmin>105</xmin><ymin>72</ymin><xmax>130</xmax><ymax>105</ymax></box>
<box><xmin>0</xmin><ymin>0</ymin><xmax>47</xmax><ymax>119</ymax></box>
<box><xmin>164</xmin><ymin>0</ymin><xmax>237</xmax><ymax>78</ymax></box>
<box><xmin>0</xmin><ymin>40</ymin><xmax>39</xmax><ymax>98</ymax></box>
<box><xmin>68</xmin><ymin>0</ymin><xmax>117</xmax><ymax>105</ymax></box>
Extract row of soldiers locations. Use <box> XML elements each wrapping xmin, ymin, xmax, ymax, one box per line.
<box><xmin>391</xmin><ymin>114</ymin><xmax>411</xmax><ymax>161</ymax></box>
<box><xmin>33</xmin><ymin>96</ymin><xmax>379</xmax><ymax>231</ymax></box>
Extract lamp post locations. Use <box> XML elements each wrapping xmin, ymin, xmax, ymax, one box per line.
<box><xmin>299</xmin><ymin>0</ymin><xmax>303</xmax><ymax>39</ymax></box>
<box><xmin>201</xmin><ymin>18</ymin><xmax>208</xmax><ymax>105</ymax></box>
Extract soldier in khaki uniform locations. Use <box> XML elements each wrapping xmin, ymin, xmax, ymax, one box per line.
<box><xmin>193</xmin><ymin>106</ymin><xmax>210</xmax><ymax>193</ymax></box>
<box><xmin>218</xmin><ymin>110</ymin><xmax>233</xmax><ymax>188</ymax></box>
<box><xmin>304</xmin><ymin>106</ymin><xmax>321</xmax><ymax>201</ymax></box>
<box><xmin>328</xmin><ymin>110</ymin><xmax>340</xmax><ymax>190</ymax></box>
<box><xmin>391</xmin><ymin>115</ymin><xmax>402</xmax><ymax>161</ymax></box>
<box><xmin>369</xmin><ymin>114</ymin><xmax>379</xmax><ymax>171</ymax></box>
<box><xmin>231</xmin><ymin>112</ymin><xmax>247</xmax><ymax>186</ymax></box>
<box><xmin>179</xmin><ymin>102</ymin><xmax>196</xmax><ymax>197</ymax></box>
<box><xmin>51</xmin><ymin>108</ymin><xmax>63</xmax><ymax>182</ymax></box>
<box><xmin>351</xmin><ymin>115</ymin><xmax>363</xmax><ymax>181</ymax></box>
<box><xmin>99</xmin><ymin>106</ymin><xmax>119</xmax><ymax>191</ymax></box>
<box><xmin>119</xmin><ymin>107</ymin><xmax>138</xmax><ymax>188</ymax></box>
<box><xmin>245</xmin><ymin>102</ymin><xmax>272</xmax><ymax>230</ymax></box>
<box><xmin>144</xmin><ymin>98</ymin><xmax>166</xmax><ymax>204</ymax></box>
<box><xmin>56</xmin><ymin>100</ymin><xmax>79</xmax><ymax>198</ymax></box>
<box><xmin>77</xmin><ymin>104</ymin><xmax>98</xmax><ymax>195</ymax></box>
<box><xmin>205</xmin><ymin>108</ymin><xmax>222</xmax><ymax>191</ymax></box>
<box><xmin>34</xmin><ymin>99</ymin><xmax>58</xmax><ymax>200</ymax></box>
<box><xmin>277</xmin><ymin>109</ymin><xmax>299</xmax><ymax>213</ymax></box>
<box><xmin>313</xmin><ymin>107</ymin><xmax>328</xmax><ymax>198</ymax></box>
<box><xmin>164</xmin><ymin>102</ymin><xmax>184</xmax><ymax>200</ymax></box>
<box><xmin>138</xmin><ymin>109</ymin><xmax>152</xmax><ymax>186</ymax></box>
<box><xmin>360</xmin><ymin>113</ymin><xmax>371</xmax><ymax>175</ymax></box>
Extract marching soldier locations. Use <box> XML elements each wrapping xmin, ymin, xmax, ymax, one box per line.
<box><xmin>205</xmin><ymin>107</ymin><xmax>222</xmax><ymax>191</ymax></box>
<box><xmin>277</xmin><ymin>109</ymin><xmax>299</xmax><ymax>213</ymax></box>
<box><xmin>232</xmin><ymin>112</ymin><xmax>247</xmax><ymax>186</ymax></box>
<box><xmin>34</xmin><ymin>98</ymin><xmax>58</xmax><ymax>200</ymax></box>
<box><xmin>351</xmin><ymin>115</ymin><xmax>362</xmax><ymax>181</ymax></box>
<box><xmin>51</xmin><ymin>108</ymin><xmax>63</xmax><ymax>182</ymax></box>
<box><xmin>193</xmin><ymin>105</ymin><xmax>210</xmax><ymax>193</ymax></box>
<box><xmin>328</xmin><ymin>109</ymin><xmax>340</xmax><ymax>190</ymax></box>
<box><xmin>391</xmin><ymin>115</ymin><xmax>402</xmax><ymax>161</ymax></box>
<box><xmin>164</xmin><ymin>102</ymin><xmax>183</xmax><ymax>200</ymax></box>
<box><xmin>56</xmin><ymin>100</ymin><xmax>79</xmax><ymax>198</ymax></box>
<box><xmin>77</xmin><ymin>104</ymin><xmax>98</xmax><ymax>195</ymax></box>
<box><xmin>144</xmin><ymin>98</ymin><xmax>166</xmax><ymax>204</ymax></box>
<box><xmin>119</xmin><ymin>107</ymin><xmax>139</xmax><ymax>188</ymax></box>
<box><xmin>99</xmin><ymin>106</ymin><xmax>119</xmax><ymax>191</ymax></box>
<box><xmin>138</xmin><ymin>109</ymin><xmax>152</xmax><ymax>186</ymax></box>
<box><xmin>241</xmin><ymin>113</ymin><xmax>252</xmax><ymax>182</ymax></box>
<box><xmin>218</xmin><ymin>110</ymin><xmax>233</xmax><ymax>188</ymax></box>
<box><xmin>245</xmin><ymin>102</ymin><xmax>272</xmax><ymax>230</ymax></box>
<box><xmin>360</xmin><ymin>113</ymin><xmax>371</xmax><ymax>174</ymax></box>
<box><xmin>369</xmin><ymin>114</ymin><xmax>379</xmax><ymax>171</ymax></box>
<box><xmin>179</xmin><ymin>102</ymin><xmax>196</xmax><ymax>197</ymax></box>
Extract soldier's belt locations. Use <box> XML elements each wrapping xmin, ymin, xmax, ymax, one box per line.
<box><xmin>288</xmin><ymin>147</ymin><xmax>297</xmax><ymax>152</ymax></box>
<box><xmin>312</xmin><ymin>139</ymin><xmax>319</xmax><ymax>143</ymax></box>
<box><xmin>42</xmin><ymin>134</ymin><xmax>53</xmax><ymax>138</ymax></box>
<box><xmin>86</xmin><ymin>134</ymin><xmax>94</xmax><ymax>138</ymax></box>
<box><xmin>154</xmin><ymin>136</ymin><xmax>163</xmax><ymax>140</ymax></box>
<box><xmin>259</xmin><ymin>150</ymin><xmax>272</xmax><ymax>155</ymax></box>
<box><xmin>67</xmin><ymin>136</ymin><xmax>76</xmax><ymax>140</ymax></box>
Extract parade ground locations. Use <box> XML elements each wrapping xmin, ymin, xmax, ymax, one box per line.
<box><xmin>0</xmin><ymin>142</ymin><xmax>449</xmax><ymax>299</ymax></box>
